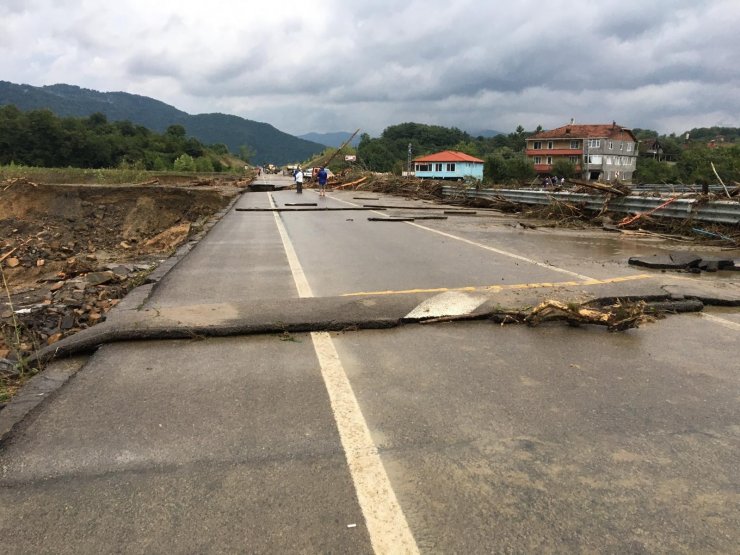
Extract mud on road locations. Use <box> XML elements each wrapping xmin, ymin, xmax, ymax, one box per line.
<box><xmin>1</xmin><ymin>179</ymin><xmax>242</xmax><ymax>401</ymax></box>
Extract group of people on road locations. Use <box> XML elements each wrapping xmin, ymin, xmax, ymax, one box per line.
<box><xmin>293</xmin><ymin>166</ymin><xmax>328</xmax><ymax>196</ymax></box>
<box><xmin>543</xmin><ymin>175</ymin><xmax>566</xmax><ymax>188</ymax></box>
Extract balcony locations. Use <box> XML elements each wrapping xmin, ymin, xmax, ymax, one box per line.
<box><xmin>525</xmin><ymin>148</ymin><xmax>583</xmax><ymax>156</ymax></box>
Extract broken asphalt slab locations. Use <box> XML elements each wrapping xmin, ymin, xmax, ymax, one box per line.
<box><xmin>629</xmin><ymin>252</ymin><xmax>737</xmax><ymax>271</ymax></box>
<box><xmin>24</xmin><ymin>274</ymin><xmax>740</xmax><ymax>366</ymax></box>
<box><xmin>2</xmin><ymin>274</ymin><xmax>739</xmax><ymax>445</ymax></box>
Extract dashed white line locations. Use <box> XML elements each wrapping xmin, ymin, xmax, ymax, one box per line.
<box><xmin>269</xmin><ymin>193</ymin><xmax>313</xmax><ymax>297</ymax></box>
<box><xmin>271</xmin><ymin>192</ymin><xmax>419</xmax><ymax>554</ymax></box>
<box><xmin>327</xmin><ymin>193</ymin><xmax>594</xmax><ymax>280</ymax></box>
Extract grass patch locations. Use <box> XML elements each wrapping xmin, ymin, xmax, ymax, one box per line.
<box><xmin>0</xmin><ymin>164</ymin><xmax>244</xmax><ymax>185</ymax></box>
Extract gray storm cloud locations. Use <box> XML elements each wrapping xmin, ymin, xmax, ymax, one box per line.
<box><xmin>0</xmin><ymin>0</ymin><xmax>738</xmax><ymax>135</ymax></box>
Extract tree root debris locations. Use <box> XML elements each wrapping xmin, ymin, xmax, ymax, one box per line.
<box><xmin>523</xmin><ymin>299</ymin><xmax>655</xmax><ymax>331</ymax></box>
<box><xmin>421</xmin><ymin>298</ymin><xmax>703</xmax><ymax>331</ymax></box>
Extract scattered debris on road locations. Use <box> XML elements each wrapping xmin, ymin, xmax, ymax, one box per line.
<box><xmin>329</xmin><ymin>171</ymin><xmax>740</xmax><ymax>241</ymax></box>
<box><xmin>367</xmin><ymin>217</ymin><xmax>416</xmax><ymax>222</ymax></box>
<box><xmin>523</xmin><ymin>299</ymin><xmax>654</xmax><ymax>331</ymax></box>
<box><xmin>628</xmin><ymin>253</ymin><xmax>738</xmax><ymax>272</ymax></box>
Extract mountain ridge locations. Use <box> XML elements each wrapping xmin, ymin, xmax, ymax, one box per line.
<box><xmin>298</xmin><ymin>131</ymin><xmax>361</xmax><ymax>148</ymax></box>
<box><xmin>0</xmin><ymin>81</ymin><xmax>324</xmax><ymax>165</ymax></box>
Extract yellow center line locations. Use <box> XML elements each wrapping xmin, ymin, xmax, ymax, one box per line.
<box><xmin>341</xmin><ymin>274</ymin><xmax>655</xmax><ymax>297</ymax></box>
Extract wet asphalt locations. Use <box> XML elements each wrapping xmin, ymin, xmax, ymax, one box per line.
<box><xmin>1</xmin><ymin>176</ymin><xmax>738</xmax><ymax>553</ymax></box>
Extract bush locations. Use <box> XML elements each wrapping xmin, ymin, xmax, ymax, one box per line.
<box><xmin>173</xmin><ymin>154</ymin><xmax>196</xmax><ymax>172</ymax></box>
<box><xmin>551</xmin><ymin>159</ymin><xmax>577</xmax><ymax>179</ymax></box>
<box><xmin>195</xmin><ymin>157</ymin><xmax>214</xmax><ymax>172</ymax></box>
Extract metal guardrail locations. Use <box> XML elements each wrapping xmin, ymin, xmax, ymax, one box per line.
<box><xmin>441</xmin><ymin>186</ymin><xmax>740</xmax><ymax>225</ymax></box>
<box><xmin>632</xmin><ymin>184</ymin><xmax>726</xmax><ymax>193</ymax></box>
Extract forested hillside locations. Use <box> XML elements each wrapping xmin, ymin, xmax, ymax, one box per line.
<box><xmin>0</xmin><ymin>81</ymin><xmax>324</xmax><ymax>165</ymax></box>
<box><xmin>0</xmin><ymin>106</ymin><xmax>239</xmax><ymax>171</ymax></box>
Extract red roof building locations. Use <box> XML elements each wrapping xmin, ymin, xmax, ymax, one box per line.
<box><xmin>526</xmin><ymin>122</ymin><xmax>638</xmax><ymax>182</ymax></box>
<box><xmin>413</xmin><ymin>150</ymin><xmax>484</xmax><ymax>181</ymax></box>
<box><xmin>413</xmin><ymin>150</ymin><xmax>484</xmax><ymax>163</ymax></box>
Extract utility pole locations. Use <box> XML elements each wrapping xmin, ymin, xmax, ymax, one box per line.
<box><xmin>407</xmin><ymin>143</ymin><xmax>413</xmax><ymax>177</ymax></box>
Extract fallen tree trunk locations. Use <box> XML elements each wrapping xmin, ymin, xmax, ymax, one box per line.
<box><xmin>566</xmin><ymin>177</ymin><xmax>630</xmax><ymax>196</ymax></box>
<box><xmin>333</xmin><ymin>176</ymin><xmax>368</xmax><ymax>190</ymax></box>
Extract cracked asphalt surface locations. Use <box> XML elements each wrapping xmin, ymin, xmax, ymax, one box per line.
<box><xmin>1</xmin><ymin>175</ymin><xmax>739</xmax><ymax>553</ymax></box>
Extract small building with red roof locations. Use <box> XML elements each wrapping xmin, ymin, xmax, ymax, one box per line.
<box><xmin>413</xmin><ymin>150</ymin><xmax>484</xmax><ymax>181</ymax></box>
<box><xmin>525</xmin><ymin>121</ymin><xmax>638</xmax><ymax>182</ymax></box>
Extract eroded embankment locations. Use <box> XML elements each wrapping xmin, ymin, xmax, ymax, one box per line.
<box><xmin>1</xmin><ymin>180</ymin><xmax>241</xmax><ymax>400</ymax></box>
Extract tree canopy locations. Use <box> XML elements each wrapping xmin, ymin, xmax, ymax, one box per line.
<box><xmin>357</xmin><ymin>122</ymin><xmax>538</xmax><ymax>175</ymax></box>
<box><xmin>356</xmin><ymin>121</ymin><xmax>740</xmax><ymax>184</ymax></box>
<box><xmin>0</xmin><ymin>106</ymin><xmax>239</xmax><ymax>171</ymax></box>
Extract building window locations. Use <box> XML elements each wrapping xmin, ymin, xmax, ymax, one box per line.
<box><xmin>547</xmin><ymin>141</ymin><xmax>554</xmax><ymax>149</ymax></box>
<box><xmin>606</xmin><ymin>156</ymin><xmax>613</xmax><ymax>165</ymax></box>
<box><xmin>619</xmin><ymin>142</ymin><xmax>624</xmax><ymax>150</ymax></box>
<box><xmin>446</xmin><ymin>163</ymin><xmax>456</xmax><ymax>172</ymax></box>
<box><xmin>546</xmin><ymin>156</ymin><xmax>553</xmax><ymax>164</ymax></box>
<box><xmin>569</xmin><ymin>156</ymin><xmax>579</xmax><ymax>163</ymax></box>
<box><xmin>416</xmin><ymin>163</ymin><xmax>431</xmax><ymax>172</ymax></box>
<box><xmin>434</xmin><ymin>163</ymin><xmax>443</xmax><ymax>172</ymax></box>
<box><xmin>626</xmin><ymin>143</ymin><xmax>633</xmax><ymax>152</ymax></box>
<box><xmin>588</xmin><ymin>139</ymin><xmax>600</xmax><ymax>148</ymax></box>
<box><xmin>589</xmin><ymin>155</ymin><xmax>603</xmax><ymax>164</ymax></box>
<box><xmin>534</xmin><ymin>156</ymin><xmax>542</xmax><ymax>164</ymax></box>
<box><xmin>570</xmin><ymin>140</ymin><xmax>580</xmax><ymax>149</ymax></box>
<box><xmin>608</xmin><ymin>141</ymin><xmax>613</xmax><ymax>149</ymax></box>
<box><xmin>533</xmin><ymin>141</ymin><xmax>542</xmax><ymax>149</ymax></box>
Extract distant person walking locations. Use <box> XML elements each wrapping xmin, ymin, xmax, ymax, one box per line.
<box><xmin>295</xmin><ymin>168</ymin><xmax>304</xmax><ymax>194</ymax></box>
<box><xmin>317</xmin><ymin>166</ymin><xmax>328</xmax><ymax>197</ymax></box>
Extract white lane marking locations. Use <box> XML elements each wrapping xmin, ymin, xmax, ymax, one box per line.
<box><xmin>700</xmin><ymin>312</ymin><xmax>740</xmax><ymax>331</ymax></box>
<box><xmin>327</xmin><ymin>193</ymin><xmax>594</xmax><ymax>280</ymax></box>
<box><xmin>406</xmin><ymin>221</ymin><xmax>594</xmax><ymax>280</ymax></box>
<box><xmin>271</xmin><ymin>192</ymin><xmax>419</xmax><ymax>554</ymax></box>
<box><xmin>269</xmin><ymin>193</ymin><xmax>313</xmax><ymax>297</ymax></box>
<box><xmin>311</xmin><ymin>332</ymin><xmax>419</xmax><ymax>554</ymax></box>
<box><xmin>404</xmin><ymin>290</ymin><xmax>489</xmax><ymax>320</ymax></box>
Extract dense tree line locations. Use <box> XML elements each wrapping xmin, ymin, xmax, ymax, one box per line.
<box><xmin>632</xmin><ymin>127</ymin><xmax>740</xmax><ymax>184</ymax></box>
<box><xmin>357</xmin><ymin>121</ymin><xmax>740</xmax><ymax>184</ymax></box>
<box><xmin>357</xmin><ymin>122</ymin><xmax>537</xmax><ymax>180</ymax></box>
<box><xmin>0</xmin><ymin>105</ymin><xmax>237</xmax><ymax>171</ymax></box>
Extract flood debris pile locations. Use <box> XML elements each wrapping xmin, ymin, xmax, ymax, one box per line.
<box><xmin>1</xmin><ymin>263</ymin><xmax>149</xmax><ymax>376</ymax></box>
<box><xmin>333</xmin><ymin>172</ymin><xmax>446</xmax><ymax>201</ymax></box>
<box><xmin>492</xmin><ymin>297</ymin><xmax>704</xmax><ymax>332</ymax></box>
<box><xmin>1</xmin><ymin>180</ymin><xmax>237</xmax><ymax>394</ymax></box>
<box><xmin>522</xmin><ymin>299</ymin><xmax>655</xmax><ymax>331</ymax></box>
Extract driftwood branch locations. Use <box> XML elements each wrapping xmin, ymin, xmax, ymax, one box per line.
<box><xmin>710</xmin><ymin>162</ymin><xmax>732</xmax><ymax>199</ymax></box>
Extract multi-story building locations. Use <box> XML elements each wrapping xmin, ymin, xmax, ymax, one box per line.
<box><xmin>525</xmin><ymin>122</ymin><xmax>639</xmax><ymax>182</ymax></box>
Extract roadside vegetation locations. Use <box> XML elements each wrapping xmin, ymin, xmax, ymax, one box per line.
<box><xmin>0</xmin><ymin>105</ymin><xmax>247</xmax><ymax>173</ymax></box>
<box><xmin>350</xmin><ymin>122</ymin><xmax>740</xmax><ymax>185</ymax></box>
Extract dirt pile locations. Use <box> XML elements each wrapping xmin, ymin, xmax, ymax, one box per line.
<box><xmin>1</xmin><ymin>181</ymin><xmax>233</xmax><ymax>289</ymax></box>
<box><xmin>1</xmin><ymin>180</ymin><xmax>240</xmax><ymax>398</ymax></box>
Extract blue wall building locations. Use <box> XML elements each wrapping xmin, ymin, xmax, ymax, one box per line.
<box><xmin>413</xmin><ymin>150</ymin><xmax>484</xmax><ymax>181</ymax></box>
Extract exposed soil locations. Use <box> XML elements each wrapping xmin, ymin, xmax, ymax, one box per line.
<box><xmin>1</xmin><ymin>178</ymin><xmax>244</xmax><ymax>401</ymax></box>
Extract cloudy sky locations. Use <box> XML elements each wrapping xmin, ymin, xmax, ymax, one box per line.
<box><xmin>2</xmin><ymin>0</ymin><xmax>739</xmax><ymax>136</ymax></box>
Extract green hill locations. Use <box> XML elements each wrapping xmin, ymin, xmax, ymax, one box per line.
<box><xmin>0</xmin><ymin>81</ymin><xmax>323</xmax><ymax>165</ymax></box>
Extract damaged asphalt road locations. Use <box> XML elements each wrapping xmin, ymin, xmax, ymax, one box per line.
<box><xmin>2</xmin><ymin>177</ymin><xmax>739</xmax><ymax>553</ymax></box>
<box><xmin>17</xmin><ymin>272</ymin><xmax>740</xmax><ymax>368</ymax></box>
